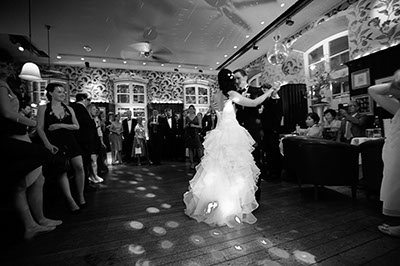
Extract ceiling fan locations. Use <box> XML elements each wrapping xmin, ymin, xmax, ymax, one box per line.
<box><xmin>121</xmin><ymin>41</ymin><xmax>172</xmax><ymax>63</ymax></box>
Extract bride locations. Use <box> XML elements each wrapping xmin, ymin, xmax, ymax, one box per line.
<box><xmin>183</xmin><ymin>69</ymin><xmax>274</xmax><ymax>228</ymax></box>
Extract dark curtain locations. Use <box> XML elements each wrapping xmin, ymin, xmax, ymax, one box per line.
<box><xmin>279</xmin><ymin>83</ymin><xmax>308</xmax><ymax>133</ymax></box>
<box><xmin>147</xmin><ymin>103</ymin><xmax>184</xmax><ymax>116</ymax></box>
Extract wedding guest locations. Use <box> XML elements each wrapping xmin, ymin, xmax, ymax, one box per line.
<box><xmin>369</xmin><ymin>70</ymin><xmax>400</xmax><ymax>238</ymax></box>
<box><xmin>0</xmin><ymin>62</ymin><xmax>61</xmax><ymax>240</ymax></box>
<box><xmin>122</xmin><ymin>110</ymin><xmax>137</xmax><ymax>162</ymax></box>
<box><xmin>337</xmin><ymin>101</ymin><xmax>368</xmax><ymax>142</ymax></box>
<box><xmin>297</xmin><ymin>112</ymin><xmax>323</xmax><ymax>138</ymax></box>
<box><xmin>132</xmin><ymin>116</ymin><xmax>152</xmax><ymax>165</ymax></box>
<box><xmin>37</xmin><ymin>83</ymin><xmax>86</xmax><ymax>212</ymax></box>
<box><xmin>184</xmin><ymin>105</ymin><xmax>203</xmax><ymax>169</ymax></box>
<box><xmin>148</xmin><ymin>109</ymin><xmax>163</xmax><ymax>165</ymax></box>
<box><xmin>322</xmin><ymin>109</ymin><xmax>341</xmax><ymax>141</ymax></box>
<box><xmin>108</xmin><ymin>113</ymin><xmax>123</xmax><ymax>165</ymax></box>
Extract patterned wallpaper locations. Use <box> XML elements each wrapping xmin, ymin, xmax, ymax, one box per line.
<box><xmin>347</xmin><ymin>0</ymin><xmax>400</xmax><ymax>59</ymax></box>
<box><xmin>49</xmin><ymin>65</ymin><xmax>218</xmax><ymax>104</ymax></box>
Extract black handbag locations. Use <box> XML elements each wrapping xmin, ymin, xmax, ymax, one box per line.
<box><xmin>43</xmin><ymin>147</ymin><xmax>71</xmax><ymax>178</ymax></box>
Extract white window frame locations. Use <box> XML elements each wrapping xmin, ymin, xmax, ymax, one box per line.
<box><xmin>183</xmin><ymin>79</ymin><xmax>211</xmax><ymax>114</ymax></box>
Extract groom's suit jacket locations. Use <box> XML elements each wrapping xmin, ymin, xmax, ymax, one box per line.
<box><xmin>235</xmin><ymin>85</ymin><xmax>264</xmax><ymax>143</ymax></box>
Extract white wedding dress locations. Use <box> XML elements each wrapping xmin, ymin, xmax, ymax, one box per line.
<box><xmin>183</xmin><ymin>99</ymin><xmax>260</xmax><ymax>228</ymax></box>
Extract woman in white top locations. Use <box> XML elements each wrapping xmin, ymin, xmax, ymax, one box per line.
<box><xmin>298</xmin><ymin>112</ymin><xmax>323</xmax><ymax>138</ymax></box>
<box><xmin>369</xmin><ymin>70</ymin><xmax>400</xmax><ymax>238</ymax></box>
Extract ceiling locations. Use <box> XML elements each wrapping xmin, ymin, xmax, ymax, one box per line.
<box><xmin>0</xmin><ymin>0</ymin><xmax>347</xmax><ymax>74</ymax></box>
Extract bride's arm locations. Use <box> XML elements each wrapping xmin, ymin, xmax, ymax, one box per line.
<box><xmin>228</xmin><ymin>89</ymin><xmax>273</xmax><ymax>107</ymax></box>
<box><xmin>368</xmin><ymin>70</ymin><xmax>400</xmax><ymax>115</ymax></box>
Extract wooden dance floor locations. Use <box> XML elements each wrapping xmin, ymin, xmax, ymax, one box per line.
<box><xmin>2</xmin><ymin>162</ymin><xmax>400</xmax><ymax>265</ymax></box>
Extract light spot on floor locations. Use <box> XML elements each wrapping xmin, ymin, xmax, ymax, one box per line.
<box><xmin>137</xmin><ymin>187</ymin><xmax>146</xmax><ymax>191</ymax></box>
<box><xmin>126</xmin><ymin>189</ymin><xmax>136</xmax><ymax>194</ymax></box>
<box><xmin>268</xmin><ymin>247</ymin><xmax>290</xmax><ymax>259</ymax></box>
<box><xmin>150</xmin><ymin>186</ymin><xmax>159</xmax><ymax>189</ymax></box>
<box><xmin>152</xmin><ymin>226</ymin><xmax>166</xmax><ymax>236</ymax></box>
<box><xmin>160</xmin><ymin>240</ymin><xmax>174</xmax><ymax>249</ymax></box>
<box><xmin>145</xmin><ymin>193</ymin><xmax>156</xmax><ymax>198</ymax></box>
<box><xmin>119</xmin><ymin>180</ymin><xmax>127</xmax><ymax>184</ymax></box>
<box><xmin>129</xmin><ymin>221</ymin><xmax>144</xmax><ymax>230</ymax></box>
<box><xmin>134</xmin><ymin>174</ymin><xmax>143</xmax><ymax>177</ymax></box>
<box><xmin>128</xmin><ymin>244</ymin><xmax>145</xmax><ymax>255</ymax></box>
<box><xmin>161</xmin><ymin>203</ymin><xmax>171</xmax><ymax>209</ymax></box>
<box><xmin>129</xmin><ymin>181</ymin><xmax>138</xmax><ymax>185</ymax></box>
<box><xmin>142</xmin><ymin>168</ymin><xmax>149</xmax><ymax>171</ymax></box>
<box><xmin>115</xmin><ymin>171</ymin><xmax>124</xmax><ymax>174</ymax></box>
<box><xmin>109</xmin><ymin>177</ymin><xmax>118</xmax><ymax>181</ymax></box>
<box><xmin>290</xmin><ymin>230</ymin><xmax>299</xmax><ymax>233</ymax></box>
<box><xmin>190</xmin><ymin>235</ymin><xmax>205</xmax><ymax>245</ymax></box>
<box><xmin>209</xmin><ymin>229</ymin><xmax>222</xmax><ymax>238</ymax></box>
<box><xmin>258</xmin><ymin>238</ymin><xmax>273</xmax><ymax>248</ymax></box>
<box><xmin>256</xmin><ymin>259</ymin><xmax>281</xmax><ymax>266</ymax></box>
<box><xmin>146</xmin><ymin>207</ymin><xmax>160</xmax><ymax>213</ymax></box>
<box><xmin>171</xmin><ymin>164</ymin><xmax>177</xmax><ymax>167</ymax></box>
<box><xmin>165</xmin><ymin>221</ymin><xmax>179</xmax><ymax>228</ymax></box>
<box><xmin>233</xmin><ymin>244</ymin><xmax>244</xmax><ymax>251</ymax></box>
<box><xmin>135</xmin><ymin>258</ymin><xmax>152</xmax><ymax>266</ymax></box>
<box><xmin>211</xmin><ymin>250</ymin><xmax>224</xmax><ymax>260</ymax></box>
<box><xmin>126</xmin><ymin>171</ymin><xmax>134</xmax><ymax>175</ymax></box>
<box><xmin>136</xmin><ymin>177</ymin><xmax>144</xmax><ymax>181</ymax></box>
<box><xmin>155</xmin><ymin>176</ymin><xmax>163</xmax><ymax>180</ymax></box>
<box><xmin>147</xmin><ymin>172</ymin><xmax>155</xmax><ymax>176</ymax></box>
<box><xmin>293</xmin><ymin>250</ymin><xmax>316</xmax><ymax>264</ymax></box>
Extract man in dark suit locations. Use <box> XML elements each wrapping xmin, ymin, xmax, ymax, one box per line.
<box><xmin>234</xmin><ymin>68</ymin><xmax>264</xmax><ymax>202</ymax></box>
<box><xmin>160</xmin><ymin>108</ymin><xmax>177</xmax><ymax>161</ymax></box>
<box><xmin>73</xmin><ymin>93</ymin><xmax>103</xmax><ymax>184</ymax></box>
<box><xmin>148</xmin><ymin>109</ymin><xmax>162</xmax><ymax>165</ymax></box>
<box><xmin>260</xmin><ymin>85</ymin><xmax>283</xmax><ymax>180</ymax></box>
<box><xmin>338</xmin><ymin>101</ymin><xmax>368</xmax><ymax>143</ymax></box>
<box><xmin>122</xmin><ymin>110</ymin><xmax>137</xmax><ymax>162</ymax></box>
<box><xmin>200</xmin><ymin>108</ymin><xmax>217</xmax><ymax>138</ymax></box>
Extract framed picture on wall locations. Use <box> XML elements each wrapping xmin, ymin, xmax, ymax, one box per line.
<box><xmin>351</xmin><ymin>68</ymin><xmax>370</xmax><ymax>90</ymax></box>
<box><xmin>352</xmin><ymin>94</ymin><xmax>373</xmax><ymax>115</ymax></box>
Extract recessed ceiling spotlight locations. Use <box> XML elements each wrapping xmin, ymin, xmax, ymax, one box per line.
<box><xmin>123</xmin><ymin>61</ymin><xmax>127</xmax><ymax>64</ymax></box>
<box><xmin>194</xmin><ymin>66</ymin><xmax>197</xmax><ymax>69</ymax></box>
<box><xmin>224</xmin><ymin>54</ymin><xmax>228</xmax><ymax>57</ymax></box>
<box><xmin>18</xmin><ymin>46</ymin><xmax>24</xmax><ymax>52</ymax></box>
<box><xmin>83</xmin><ymin>45</ymin><xmax>92</xmax><ymax>52</ymax></box>
<box><xmin>178</xmin><ymin>65</ymin><xmax>181</xmax><ymax>67</ymax></box>
<box><xmin>143</xmin><ymin>62</ymin><xmax>146</xmax><ymax>65</ymax></box>
<box><xmin>57</xmin><ymin>55</ymin><xmax>61</xmax><ymax>59</ymax></box>
<box><xmin>216</xmin><ymin>62</ymin><xmax>220</xmax><ymax>65</ymax></box>
<box><xmin>281</xmin><ymin>3</ymin><xmax>285</xmax><ymax>7</ymax></box>
<box><xmin>103</xmin><ymin>59</ymin><xmax>106</xmax><ymax>62</ymax></box>
<box><xmin>210</xmin><ymin>68</ymin><xmax>213</xmax><ymax>70</ymax></box>
<box><xmin>161</xmin><ymin>64</ymin><xmax>164</xmax><ymax>66</ymax></box>
<box><xmin>81</xmin><ymin>57</ymin><xmax>85</xmax><ymax>61</ymax></box>
<box><xmin>245</xmin><ymin>35</ymin><xmax>250</xmax><ymax>38</ymax></box>
<box><xmin>261</xmin><ymin>21</ymin><xmax>265</xmax><ymax>25</ymax></box>
<box><xmin>233</xmin><ymin>45</ymin><xmax>237</xmax><ymax>49</ymax></box>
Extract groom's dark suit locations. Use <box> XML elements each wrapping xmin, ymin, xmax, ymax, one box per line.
<box><xmin>235</xmin><ymin>85</ymin><xmax>264</xmax><ymax>202</ymax></box>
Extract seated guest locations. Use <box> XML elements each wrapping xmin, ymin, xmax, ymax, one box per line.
<box><xmin>337</xmin><ymin>101</ymin><xmax>368</xmax><ymax>142</ymax></box>
<box><xmin>322</xmin><ymin>109</ymin><xmax>341</xmax><ymax>141</ymax></box>
<box><xmin>297</xmin><ymin>112</ymin><xmax>322</xmax><ymax>138</ymax></box>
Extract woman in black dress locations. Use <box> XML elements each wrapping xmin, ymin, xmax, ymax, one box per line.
<box><xmin>37</xmin><ymin>83</ymin><xmax>86</xmax><ymax>212</ymax></box>
<box><xmin>0</xmin><ymin>68</ymin><xmax>62</xmax><ymax>240</ymax></box>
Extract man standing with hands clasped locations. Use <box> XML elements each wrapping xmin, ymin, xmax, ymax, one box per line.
<box><xmin>233</xmin><ymin>69</ymin><xmax>264</xmax><ymax>203</ymax></box>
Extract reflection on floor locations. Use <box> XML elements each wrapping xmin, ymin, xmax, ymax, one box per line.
<box><xmin>2</xmin><ymin>162</ymin><xmax>400</xmax><ymax>265</ymax></box>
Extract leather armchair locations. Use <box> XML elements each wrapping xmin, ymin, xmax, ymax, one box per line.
<box><xmin>282</xmin><ymin>136</ymin><xmax>359</xmax><ymax>200</ymax></box>
<box><xmin>359</xmin><ymin>138</ymin><xmax>385</xmax><ymax>199</ymax></box>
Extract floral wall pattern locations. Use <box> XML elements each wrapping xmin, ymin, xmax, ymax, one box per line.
<box><xmin>244</xmin><ymin>50</ymin><xmax>306</xmax><ymax>89</ymax></box>
<box><xmin>50</xmin><ymin>65</ymin><xmax>217</xmax><ymax>104</ymax></box>
<box><xmin>347</xmin><ymin>0</ymin><xmax>400</xmax><ymax>59</ymax></box>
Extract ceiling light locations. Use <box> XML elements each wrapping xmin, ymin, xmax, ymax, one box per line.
<box><xmin>261</xmin><ymin>21</ymin><xmax>265</xmax><ymax>25</ymax></box>
<box><xmin>210</xmin><ymin>68</ymin><xmax>213</xmax><ymax>70</ymax></box>
<box><xmin>224</xmin><ymin>54</ymin><xmax>228</xmax><ymax>57</ymax></box>
<box><xmin>83</xmin><ymin>45</ymin><xmax>92</xmax><ymax>52</ymax></box>
<box><xmin>194</xmin><ymin>66</ymin><xmax>197</xmax><ymax>69</ymax></box>
<box><xmin>19</xmin><ymin>62</ymin><xmax>41</xmax><ymax>81</ymax></box>
<box><xmin>143</xmin><ymin>62</ymin><xmax>146</xmax><ymax>65</ymax></box>
<box><xmin>57</xmin><ymin>55</ymin><xmax>61</xmax><ymax>59</ymax></box>
<box><xmin>123</xmin><ymin>61</ymin><xmax>127</xmax><ymax>64</ymax></box>
<box><xmin>161</xmin><ymin>64</ymin><xmax>164</xmax><ymax>66</ymax></box>
<box><xmin>216</xmin><ymin>62</ymin><xmax>220</xmax><ymax>64</ymax></box>
<box><xmin>233</xmin><ymin>46</ymin><xmax>237</xmax><ymax>49</ymax></box>
<box><xmin>178</xmin><ymin>65</ymin><xmax>181</xmax><ymax>67</ymax></box>
<box><xmin>245</xmin><ymin>35</ymin><xmax>250</xmax><ymax>38</ymax></box>
<box><xmin>18</xmin><ymin>46</ymin><xmax>24</xmax><ymax>52</ymax></box>
<box><xmin>281</xmin><ymin>3</ymin><xmax>285</xmax><ymax>7</ymax></box>
<box><xmin>103</xmin><ymin>59</ymin><xmax>106</xmax><ymax>62</ymax></box>
<box><xmin>81</xmin><ymin>57</ymin><xmax>85</xmax><ymax>61</ymax></box>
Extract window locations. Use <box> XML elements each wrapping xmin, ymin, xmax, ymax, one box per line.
<box><xmin>305</xmin><ymin>31</ymin><xmax>350</xmax><ymax>96</ymax></box>
<box><xmin>183</xmin><ymin>79</ymin><xmax>211</xmax><ymax>114</ymax></box>
<box><xmin>116</xmin><ymin>84</ymin><xmax>130</xmax><ymax>103</ymax></box>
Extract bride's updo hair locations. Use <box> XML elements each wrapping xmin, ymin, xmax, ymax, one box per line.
<box><xmin>218</xmin><ymin>69</ymin><xmax>237</xmax><ymax>97</ymax></box>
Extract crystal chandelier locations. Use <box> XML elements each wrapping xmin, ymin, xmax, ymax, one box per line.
<box><xmin>267</xmin><ymin>34</ymin><xmax>289</xmax><ymax>65</ymax></box>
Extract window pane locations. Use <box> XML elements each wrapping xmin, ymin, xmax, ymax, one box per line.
<box><xmin>308</xmin><ymin>46</ymin><xmax>323</xmax><ymax>64</ymax></box>
<box><xmin>198</xmin><ymin>87</ymin><xmax>208</xmax><ymax>96</ymax></box>
<box><xmin>329</xmin><ymin>52</ymin><xmax>349</xmax><ymax>71</ymax></box>
<box><xmin>133</xmin><ymin>85</ymin><xmax>144</xmax><ymax>93</ymax></box>
<box><xmin>117</xmin><ymin>84</ymin><xmax>129</xmax><ymax>93</ymax></box>
<box><xmin>309</xmin><ymin>61</ymin><xmax>325</xmax><ymax>78</ymax></box>
<box><xmin>329</xmin><ymin>36</ymin><xmax>349</xmax><ymax>56</ymax></box>
<box><xmin>186</xmin><ymin>95</ymin><xmax>196</xmax><ymax>104</ymax></box>
<box><xmin>133</xmin><ymin>95</ymin><xmax>145</xmax><ymax>104</ymax></box>
<box><xmin>185</xmin><ymin>87</ymin><xmax>196</xmax><ymax>95</ymax></box>
<box><xmin>198</xmin><ymin>96</ymin><xmax>209</xmax><ymax>105</ymax></box>
<box><xmin>133</xmin><ymin>108</ymin><xmax>145</xmax><ymax>118</ymax></box>
<box><xmin>117</xmin><ymin>95</ymin><xmax>130</xmax><ymax>103</ymax></box>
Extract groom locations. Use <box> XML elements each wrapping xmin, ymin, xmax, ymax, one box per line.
<box><xmin>233</xmin><ymin>69</ymin><xmax>264</xmax><ymax>203</ymax></box>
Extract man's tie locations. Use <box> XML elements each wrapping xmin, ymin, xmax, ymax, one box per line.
<box><xmin>344</xmin><ymin>121</ymin><xmax>352</xmax><ymax>139</ymax></box>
